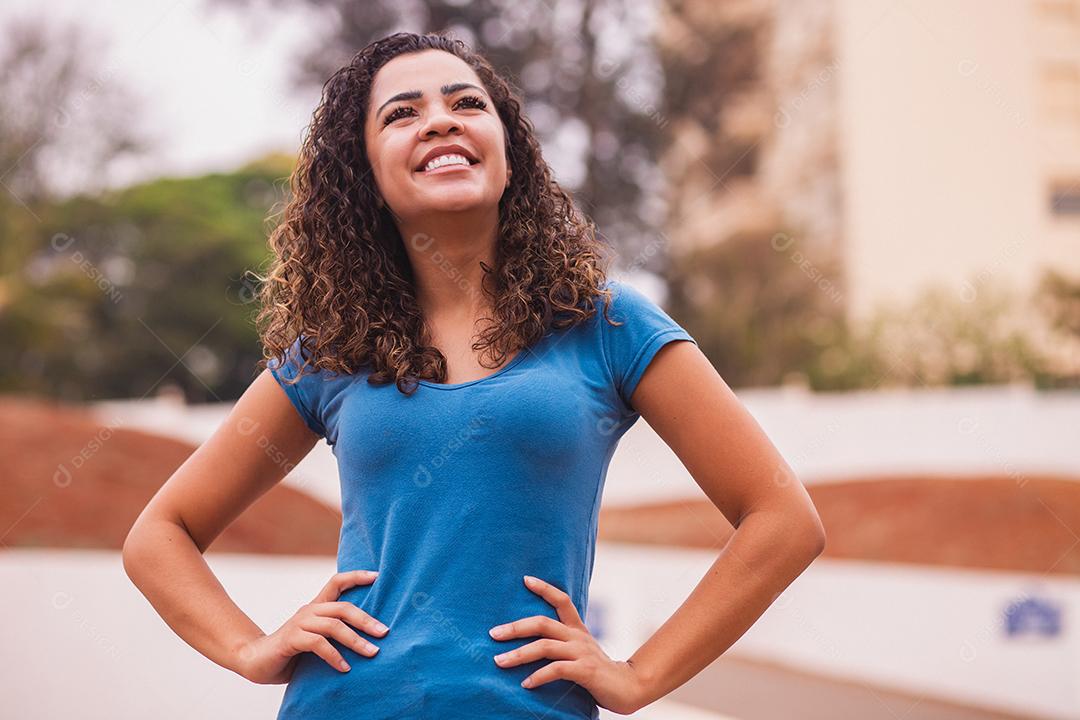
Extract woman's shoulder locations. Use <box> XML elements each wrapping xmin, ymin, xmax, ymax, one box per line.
<box><xmin>594</xmin><ymin>277</ymin><xmax>672</xmax><ymax>322</ymax></box>
<box><xmin>268</xmin><ymin>335</ymin><xmax>365</xmax><ymax>385</ymax></box>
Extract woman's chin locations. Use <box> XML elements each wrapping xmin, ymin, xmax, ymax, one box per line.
<box><xmin>412</xmin><ymin>190</ymin><xmax>497</xmax><ymax>214</ymax></box>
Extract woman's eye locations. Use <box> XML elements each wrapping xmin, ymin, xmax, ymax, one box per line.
<box><xmin>382</xmin><ymin>95</ymin><xmax>488</xmax><ymax>126</ymax></box>
<box><xmin>383</xmin><ymin>106</ymin><xmax>414</xmax><ymax>125</ymax></box>
<box><xmin>456</xmin><ymin>95</ymin><xmax>487</xmax><ymax>111</ymax></box>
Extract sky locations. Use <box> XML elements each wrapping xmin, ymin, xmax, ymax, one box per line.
<box><xmin>1</xmin><ymin>0</ymin><xmax>323</xmax><ymax>191</ymax></box>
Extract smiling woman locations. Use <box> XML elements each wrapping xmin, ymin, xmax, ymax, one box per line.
<box><xmin>123</xmin><ymin>29</ymin><xmax>825</xmax><ymax>720</ymax></box>
<box><xmin>251</xmin><ymin>31</ymin><xmax>573</xmax><ymax>393</ymax></box>
<box><xmin>363</xmin><ymin>55</ymin><xmax>513</xmax><ymax>234</ymax></box>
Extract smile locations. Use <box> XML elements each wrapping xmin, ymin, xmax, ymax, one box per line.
<box><xmin>417</xmin><ymin>153</ymin><xmax>479</xmax><ymax>174</ymax></box>
<box><xmin>418</xmin><ymin>162</ymin><xmax>476</xmax><ymax>176</ymax></box>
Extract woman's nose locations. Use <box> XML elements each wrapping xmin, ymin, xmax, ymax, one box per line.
<box><xmin>420</xmin><ymin>107</ymin><xmax>462</xmax><ymax>138</ymax></box>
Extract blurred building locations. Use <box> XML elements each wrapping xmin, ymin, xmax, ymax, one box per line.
<box><xmin>660</xmin><ymin>0</ymin><xmax>1080</xmax><ymax>322</ymax></box>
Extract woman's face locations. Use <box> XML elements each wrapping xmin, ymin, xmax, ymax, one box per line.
<box><xmin>363</xmin><ymin>49</ymin><xmax>511</xmax><ymax>222</ymax></box>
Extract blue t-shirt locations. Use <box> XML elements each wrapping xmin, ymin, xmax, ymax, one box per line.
<box><xmin>267</xmin><ymin>279</ymin><xmax>696</xmax><ymax>719</ymax></box>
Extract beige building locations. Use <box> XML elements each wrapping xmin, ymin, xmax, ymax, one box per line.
<box><xmin>662</xmin><ymin>0</ymin><xmax>1080</xmax><ymax>323</ymax></box>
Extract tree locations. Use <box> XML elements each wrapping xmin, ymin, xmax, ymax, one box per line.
<box><xmin>1</xmin><ymin>14</ymin><xmax>154</xmax><ymax>400</ymax></box>
<box><xmin>1035</xmin><ymin>269</ymin><xmax>1080</xmax><ymax>384</ymax></box>
<box><xmin>0</xmin><ymin>15</ymin><xmax>149</xmax><ymax>205</ymax></box>
<box><xmin>665</xmin><ymin>229</ymin><xmax>849</xmax><ymax>389</ymax></box>
<box><xmin>1</xmin><ymin>155</ymin><xmax>295</xmax><ymax>402</ymax></box>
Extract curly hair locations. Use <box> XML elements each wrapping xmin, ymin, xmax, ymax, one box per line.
<box><xmin>255</xmin><ymin>31</ymin><xmax>620</xmax><ymax>394</ymax></box>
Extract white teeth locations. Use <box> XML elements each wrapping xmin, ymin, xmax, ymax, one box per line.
<box><xmin>423</xmin><ymin>153</ymin><xmax>471</xmax><ymax>172</ymax></box>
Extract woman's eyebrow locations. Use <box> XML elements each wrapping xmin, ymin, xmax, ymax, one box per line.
<box><xmin>375</xmin><ymin>82</ymin><xmax>486</xmax><ymax>118</ymax></box>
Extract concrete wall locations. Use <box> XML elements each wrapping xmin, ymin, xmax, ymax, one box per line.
<box><xmin>589</xmin><ymin>543</ymin><xmax>1080</xmax><ymax>719</ymax></box>
<box><xmin>92</xmin><ymin>384</ymin><xmax>1080</xmax><ymax>511</ymax></box>
<box><xmin>0</xmin><ymin>548</ymin><xmax>732</xmax><ymax>720</ymax></box>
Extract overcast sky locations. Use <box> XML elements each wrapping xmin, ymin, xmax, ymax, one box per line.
<box><xmin>1</xmin><ymin>0</ymin><xmax>322</xmax><ymax>191</ymax></box>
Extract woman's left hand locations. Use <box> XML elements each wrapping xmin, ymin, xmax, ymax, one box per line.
<box><xmin>489</xmin><ymin>575</ymin><xmax>651</xmax><ymax>716</ymax></box>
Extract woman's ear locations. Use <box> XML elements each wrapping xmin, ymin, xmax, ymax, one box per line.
<box><xmin>504</xmin><ymin>139</ymin><xmax>512</xmax><ymax>188</ymax></box>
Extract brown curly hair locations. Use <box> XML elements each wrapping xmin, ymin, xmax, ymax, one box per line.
<box><xmin>255</xmin><ymin>31</ymin><xmax>620</xmax><ymax>394</ymax></box>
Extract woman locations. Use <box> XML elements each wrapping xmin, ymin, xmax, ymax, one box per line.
<box><xmin>123</xmin><ymin>32</ymin><xmax>825</xmax><ymax>719</ymax></box>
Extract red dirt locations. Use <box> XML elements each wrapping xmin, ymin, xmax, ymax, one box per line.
<box><xmin>5</xmin><ymin>395</ymin><xmax>1077</xmax><ymax>576</ymax></box>
<box><xmin>598</xmin><ymin>474</ymin><xmax>1080</xmax><ymax>576</ymax></box>
<box><xmin>0</xmin><ymin>395</ymin><xmax>340</xmax><ymax>555</ymax></box>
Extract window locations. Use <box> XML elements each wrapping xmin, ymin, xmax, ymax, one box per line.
<box><xmin>1036</xmin><ymin>0</ymin><xmax>1080</xmax><ymax>28</ymax></box>
<box><xmin>1041</xmin><ymin>63</ymin><xmax>1080</xmax><ymax>122</ymax></box>
<box><xmin>1050</xmin><ymin>180</ymin><xmax>1080</xmax><ymax>215</ymax></box>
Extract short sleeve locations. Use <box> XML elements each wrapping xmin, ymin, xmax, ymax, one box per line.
<box><xmin>267</xmin><ymin>337</ymin><xmax>327</xmax><ymax>438</ymax></box>
<box><xmin>600</xmin><ymin>279</ymin><xmax>698</xmax><ymax>415</ymax></box>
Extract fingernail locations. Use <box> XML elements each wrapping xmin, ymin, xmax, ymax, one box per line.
<box><xmin>521</xmin><ymin>677</ymin><xmax>532</xmax><ymax>688</ymax></box>
<box><xmin>339</xmin><ymin>660</ymin><xmax>351</xmax><ymax>671</ymax></box>
<box><xmin>374</xmin><ymin>622</ymin><xmax>389</xmax><ymax>633</ymax></box>
<box><xmin>489</xmin><ymin>625</ymin><xmax>507</xmax><ymax>638</ymax></box>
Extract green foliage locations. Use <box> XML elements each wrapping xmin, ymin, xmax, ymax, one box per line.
<box><xmin>0</xmin><ymin>154</ymin><xmax>294</xmax><ymax>401</ymax></box>
<box><xmin>665</xmin><ymin>230</ymin><xmax>848</xmax><ymax>389</ymax></box>
<box><xmin>665</xmin><ymin>232</ymin><xmax>1062</xmax><ymax>390</ymax></box>
<box><xmin>1037</xmin><ymin>269</ymin><xmax>1080</xmax><ymax>337</ymax></box>
<box><xmin>1033</xmin><ymin>269</ymin><xmax>1080</xmax><ymax>387</ymax></box>
<box><xmin>845</xmin><ymin>285</ymin><xmax>1049</xmax><ymax>388</ymax></box>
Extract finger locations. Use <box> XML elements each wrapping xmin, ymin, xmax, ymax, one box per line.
<box><xmin>523</xmin><ymin>576</ymin><xmax>585</xmax><ymax>628</ymax></box>
<box><xmin>302</xmin><ymin>615</ymin><xmax>380</xmax><ymax>657</ymax></box>
<box><xmin>522</xmin><ymin>660</ymin><xmax>588</xmax><ymax>689</ymax></box>
<box><xmin>293</xmin><ymin>631</ymin><xmax>352</xmax><ymax>673</ymax></box>
<box><xmin>489</xmin><ymin>615</ymin><xmax>572</xmax><ymax>642</ymax></box>
<box><xmin>493</xmin><ymin>638</ymin><xmax>574</xmax><ymax>668</ymax></box>
<box><xmin>314</xmin><ymin>570</ymin><xmax>379</xmax><ymax>603</ymax></box>
<box><xmin>313</xmin><ymin>601</ymin><xmax>390</xmax><ymax>637</ymax></box>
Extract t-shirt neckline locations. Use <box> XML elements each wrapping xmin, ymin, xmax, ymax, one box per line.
<box><xmin>416</xmin><ymin>339</ymin><xmax>538</xmax><ymax>390</ymax></box>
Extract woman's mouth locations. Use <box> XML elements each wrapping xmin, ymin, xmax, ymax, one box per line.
<box><xmin>417</xmin><ymin>153</ymin><xmax>479</xmax><ymax>175</ymax></box>
<box><xmin>418</xmin><ymin>162</ymin><xmax>477</xmax><ymax>176</ymax></box>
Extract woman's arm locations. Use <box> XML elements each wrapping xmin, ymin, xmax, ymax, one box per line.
<box><xmin>121</xmin><ymin>369</ymin><xmax>320</xmax><ymax>676</ymax></box>
<box><xmin>622</xmin><ymin>339</ymin><xmax>826</xmax><ymax>708</ymax></box>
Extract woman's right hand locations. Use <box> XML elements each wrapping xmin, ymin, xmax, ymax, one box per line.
<box><xmin>235</xmin><ymin>569</ymin><xmax>388</xmax><ymax>685</ymax></box>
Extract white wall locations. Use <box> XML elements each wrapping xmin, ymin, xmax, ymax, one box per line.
<box><xmin>588</xmin><ymin>543</ymin><xmax>1080</xmax><ymax>720</ymax></box>
<box><xmin>7</xmin><ymin>544</ymin><xmax>1077</xmax><ymax>719</ymax></box>
<box><xmin>0</xmin><ymin>548</ymin><xmax>731</xmax><ymax>720</ymax></box>
<box><xmin>609</xmin><ymin>383</ymin><xmax>1080</xmax><ymax>506</ymax></box>
<box><xmin>92</xmin><ymin>384</ymin><xmax>1080</xmax><ymax>512</ymax></box>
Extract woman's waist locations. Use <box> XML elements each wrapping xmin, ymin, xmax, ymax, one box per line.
<box><xmin>284</xmin><ymin>638</ymin><xmax>599</xmax><ymax>720</ymax></box>
<box><xmin>334</xmin><ymin>553</ymin><xmax>589</xmax><ymax>619</ymax></box>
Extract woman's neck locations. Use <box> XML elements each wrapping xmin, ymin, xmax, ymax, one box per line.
<box><xmin>400</xmin><ymin>208</ymin><xmax>501</xmax><ymax>321</ymax></box>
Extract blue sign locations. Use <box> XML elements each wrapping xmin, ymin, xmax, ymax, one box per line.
<box><xmin>585</xmin><ymin>600</ymin><xmax>606</xmax><ymax>640</ymax></box>
<box><xmin>1004</xmin><ymin>596</ymin><xmax>1062</xmax><ymax>638</ymax></box>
